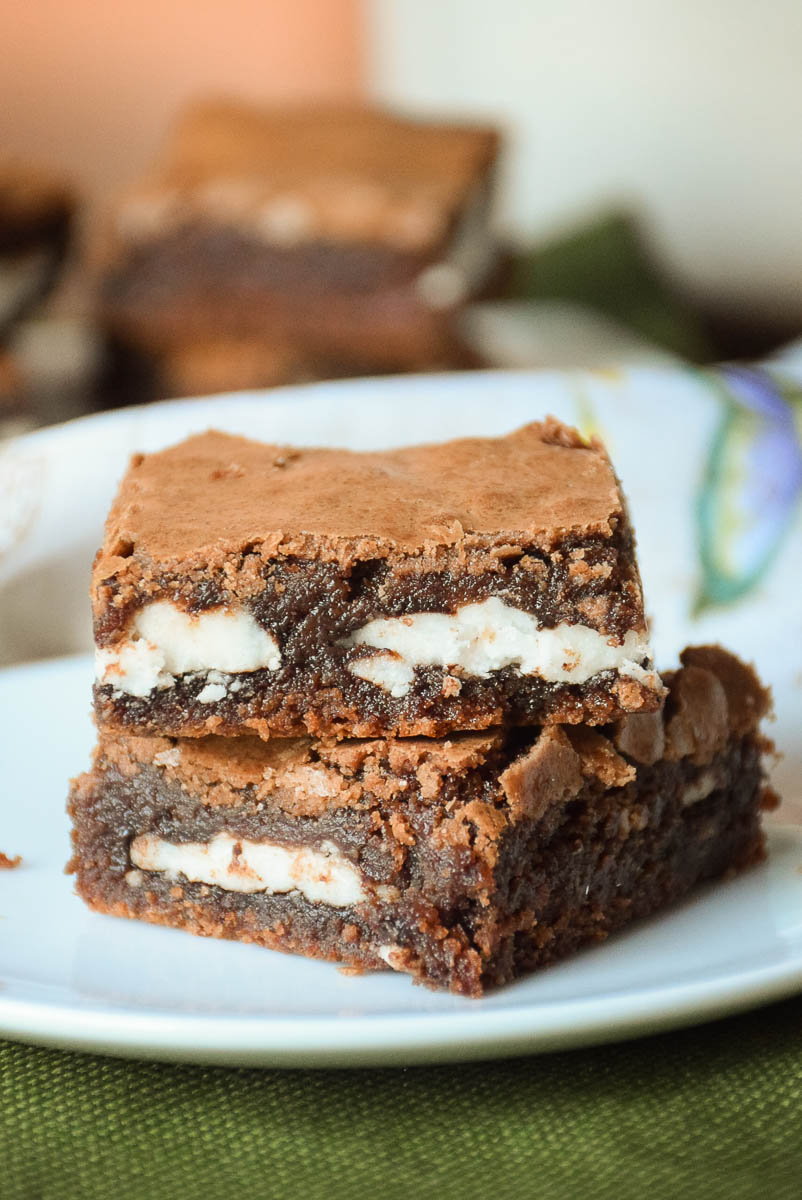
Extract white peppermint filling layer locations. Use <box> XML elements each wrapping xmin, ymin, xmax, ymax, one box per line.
<box><xmin>130</xmin><ymin>832</ymin><xmax>379</xmax><ymax>907</ymax></box>
<box><xmin>95</xmin><ymin>601</ymin><xmax>281</xmax><ymax>698</ymax></box>
<box><xmin>343</xmin><ymin>597</ymin><xmax>654</xmax><ymax>699</ymax></box>
<box><xmin>681</xmin><ymin>770</ymin><xmax>723</xmax><ymax>808</ymax></box>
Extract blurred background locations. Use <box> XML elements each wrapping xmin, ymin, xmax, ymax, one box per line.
<box><xmin>1</xmin><ymin>0</ymin><xmax>801</xmax><ymax>433</ymax></box>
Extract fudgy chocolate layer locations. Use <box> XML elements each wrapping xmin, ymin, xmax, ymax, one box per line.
<box><xmin>104</xmin><ymin>226</ymin><xmax>428</xmax><ymax>309</ymax></box>
<box><xmin>94</xmin><ymin>535</ymin><xmax>639</xmax><ymax>644</ymax></box>
<box><xmin>68</xmin><ymin>738</ymin><xmax>767</xmax><ymax>996</ymax></box>
<box><xmin>101</xmin><ymin>255</ymin><xmax>468</xmax><ymax>371</ymax></box>
<box><xmin>95</xmin><ymin>663</ymin><xmax>650</xmax><ymax>741</ymax></box>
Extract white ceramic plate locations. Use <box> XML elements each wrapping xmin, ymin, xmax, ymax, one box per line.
<box><xmin>0</xmin><ymin>370</ymin><xmax>800</xmax><ymax>1066</ymax></box>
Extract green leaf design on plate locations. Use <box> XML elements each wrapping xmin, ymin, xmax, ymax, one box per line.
<box><xmin>694</xmin><ymin>367</ymin><xmax>802</xmax><ymax>612</ymax></box>
<box><xmin>570</xmin><ymin>372</ymin><xmax>611</xmax><ymax>442</ymax></box>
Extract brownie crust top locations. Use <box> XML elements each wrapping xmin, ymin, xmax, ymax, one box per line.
<box><xmin>96</xmin><ymin>420</ymin><xmax>625</xmax><ymax>574</ymax></box>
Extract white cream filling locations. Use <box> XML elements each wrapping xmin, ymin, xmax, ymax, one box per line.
<box><xmin>255</xmin><ymin>194</ymin><xmax>315</xmax><ymax>246</ymax></box>
<box><xmin>95</xmin><ymin>601</ymin><xmax>281</xmax><ymax>698</ymax></box>
<box><xmin>681</xmin><ymin>770</ymin><xmax>722</xmax><ymax>808</ymax></box>
<box><xmin>343</xmin><ymin>597</ymin><xmax>654</xmax><ymax>699</ymax></box>
<box><xmin>130</xmin><ymin>832</ymin><xmax>384</xmax><ymax>907</ymax></box>
<box><xmin>96</xmin><ymin>597</ymin><xmax>654</xmax><ymax>703</ymax></box>
<box><xmin>347</xmin><ymin>654</ymin><xmax>416</xmax><ymax>698</ymax></box>
<box><xmin>377</xmin><ymin>943</ymin><xmax>408</xmax><ymax>971</ymax></box>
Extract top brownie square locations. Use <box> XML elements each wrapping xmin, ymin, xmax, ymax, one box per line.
<box><xmin>93</xmin><ymin>419</ymin><xmax>661</xmax><ymax>739</ymax></box>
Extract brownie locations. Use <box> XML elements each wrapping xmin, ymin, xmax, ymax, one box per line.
<box><xmin>0</xmin><ymin>163</ymin><xmax>74</xmax><ymax>331</ymax></box>
<box><xmin>101</xmin><ymin>329</ymin><xmax>485</xmax><ymax>406</ymax></box>
<box><xmin>69</xmin><ymin>646</ymin><xmax>775</xmax><ymax>996</ymax></box>
<box><xmin>97</xmin><ymin>101</ymin><xmax>500</xmax><ymax>375</ymax></box>
<box><xmin>0</xmin><ymin>347</ymin><xmax>28</xmax><ymax>436</ymax></box>
<box><xmin>153</xmin><ymin>335</ymin><xmax>307</xmax><ymax>396</ymax></box>
<box><xmin>103</xmin><ymin>332</ymin><xmax>372</xmax><ymax>407</ymax></box>
<box><xmin>92</xmin><ymin>420</ymin><xmax>662</xmax><ymax>740</ymax></box>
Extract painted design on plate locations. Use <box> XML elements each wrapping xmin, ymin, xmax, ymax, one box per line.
<box><xmin>570</xmin><ymin>370</ymin><xmax>611</xmax><ymax>442</ymax></box>
<box><xmin>695</xmin><ymin>365</ymin><xmax>802</xmax><ymax>610</ymax></box>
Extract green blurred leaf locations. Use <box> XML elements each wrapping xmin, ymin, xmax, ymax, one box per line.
<box><xmin>508</xmin><ymin>211</ymin><xmax>715</xmax><ymax>362</ymax></box>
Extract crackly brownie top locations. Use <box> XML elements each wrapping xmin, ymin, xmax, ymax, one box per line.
<box><xmin>95</xmin><ymin>729</ymin><xmax>506</xmax><ymax>819</ymax></box>
<box><xmin>110</xmin><ymin>101</ymin><xmax>498</xmax><ymax>255</ymax></box>
<box><xmin>95</xmin><ymin>419</ymin><xmax>625</xmax><ymax>576</ymax></box>
<box><xmin>92</xmin><ymin>646</ymin><xmax>771</xmax><ymax>824</ymax></box>
<box><xmin>612</xmin><ymin>644</ymin><xmax>771</xmax><ymax>767</ymax></box>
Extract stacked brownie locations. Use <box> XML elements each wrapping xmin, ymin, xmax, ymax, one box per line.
<box><xmin>97</xmin><ymin>101</ymin><xmax>500</xmax><ymax>398</ymax></box>
<box><xmin>68</xmin><ymin>420</ymin><xmax>776</xmax><ymax>995</ymax></box>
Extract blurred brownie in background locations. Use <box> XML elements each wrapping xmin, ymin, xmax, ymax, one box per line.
<box><xmin>0</xmin><ymin>346</ymin><xmax>31</xmax><ymax>438</ymax></box>
<box><xmin>97</xmin><ymin>101</ymin><xmax>500</xmax><ymax>398</ymax></box>
<box><xmin>0</xmin><ymin>164</ymin><xmax>74</xmax><ymax>335</ymax></box>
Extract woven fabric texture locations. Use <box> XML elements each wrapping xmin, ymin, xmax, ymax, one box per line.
<box><xmin>2</xmin><ymin>995</ymin><xmax>800</xmax><ymax>1200</ymax></box>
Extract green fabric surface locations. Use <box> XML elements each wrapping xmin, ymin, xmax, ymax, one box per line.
<box><xmin>3</xmin><ymin>996</ymin><xmax>801</xmax><ymax>1200</ymax></box>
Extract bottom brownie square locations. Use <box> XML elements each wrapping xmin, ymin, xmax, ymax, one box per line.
<box><xmin>67</xmin><ymin>646</ymin><xmax>775</xmax><ymax>996</ymax></box>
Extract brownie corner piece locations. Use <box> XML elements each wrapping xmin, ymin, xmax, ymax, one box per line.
<box><xmin>69</xmin><ymin>645</ymin><xmax>773</xmax><ymax>996</ymax></box>
<box><xmin>91</xmin><ymin>420</ymin><xmax>661</xmax><ymax>740</ymax></box>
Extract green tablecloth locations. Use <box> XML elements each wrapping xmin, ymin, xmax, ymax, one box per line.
<box><xmin>3</xmin><ymin>996</ymin><xmax>800</xmax><ymax>1200</ymax></box>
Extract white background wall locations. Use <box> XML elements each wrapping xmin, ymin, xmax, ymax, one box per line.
<box><xmin>368</xmin><ymin>0</ymin><xmax>802</xmax><ymax>322</ymax></box>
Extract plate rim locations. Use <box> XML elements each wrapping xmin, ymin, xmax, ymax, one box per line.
<box><xmin>4</xmin><ymin>363</ymin><xmax>702</xmax><ymax>455</ymax></box>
